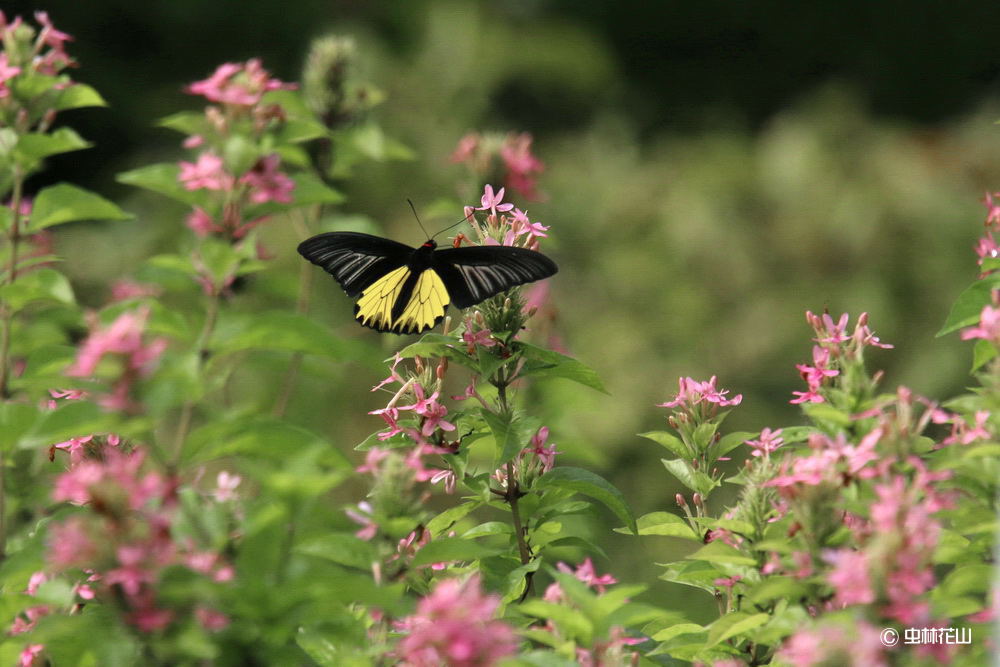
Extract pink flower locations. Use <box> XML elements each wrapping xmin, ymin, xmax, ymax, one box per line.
<box><xmin>356</xmin><ymin>447</ymin><xmax>390</xmax><ymax>475</ymax></box>
<box><xmin>186</xmin><ymin>59</ymin><xmax>295</xmax><ymax>107</ymax></box>
<box><xmin>110</xmin><ymin>280</ymin><xmax>162</xmax><ymax>301</ymax></box>
<box><xmin>807</xmin><ymin>311</ymin><xmax>850</xmax><ymax>344</ymax></box>
<box><xmin>196</xmin><ymin>607</ymin><xmax>230</xmax><ymax>631</ymax></box>
<box><xmin>556</xmin><ymin>557</ymin><xmax>617</xmax><ymax>593</ymax></box>
<box><xmin>19</xmin><ymin>644</ymin><xmax>44</xmax><ymax>667</ymax></box>
<box><xmin>745</xmin><ymin>427</ymin><xmax>783</xmax><ymax>457</ymax></box>
<box><xmin>185</xmin><ymin>207</ymin><xmax>217</xmax><ymax>237</ymax></box>
<box><xmin>659</xmin><ymin>376</ymin><xmax>743</xmax><ymax>411</ymax></box>
<box><xmin>525</xmin><ymin>426</ymin><xmax>559</xmax><ymax>472</ymax></box>
<box><xmin>239</xmin><ymin>154</ymin><xmax>295</xmax><ymax>204</ymax></box>
<box><xmin>213</xmin><ymin>471</ymin><xmax>241</xmax><ymax>502</ymax></box>
<box><xmin>346</xmin><ymin>502</ymin><xmax>377</xmax><ymax>541</ymax></box>
<box><xmin>823</xmin><ymin>549</ymin><xmax>874</xmax><ymax>606</ymax></box>
<box><xmin>430</xmin><ymin>468</ymin><xmax>457</xmax><ymax>494</ymax></box>
<box><xmin>0</xmin><ymin>53</ymin><xmax>21</xmax><ymax>98</ymax></box>
<box><xmin>34</xmin><ymin>11</ymin><xmax>72</xmax><ymax>50</ymax></box>
<box><xmin>984</xmin><ymin>191</ymin><xmax>1000</xmax><ymax>227</ymax></box>
<box><xmin>975</xmin><ymin>231</ymin><xmax>1000</xmax><ymax>266</ymax></box>
<box><xmin>66</xmin><ymin>308</ymin><xmax>167</xmax><ymax>379</ymax></box>
<box><xmin>396</xmin><ymin>576</ymin><xmax>517</xmax><ymax>666</ymax></box>
<box><xmin>47</xmin><ymin>517</ymin><xmax>97</xmax><ymax>568</ymax></box>
<box><xmin>961</xmin><ymin>304</ymin><xmax>1000</xmax><ymax>344</ymax></box>
<box><xmin>476</xmin><ymin>184</ymin><xmax>514</xmax><ymax>216</ymax></box>
<box><xmin>500</xmin><ymin>133</ymin><xmax>544</xmax><ymax>200</ymax></box>
<box><xmin>450</xmin><ymin>133</ymin><xmax>480</xmax><ymax>163</ymax></box>
<box><xmin>462</xmin><ymin>327</ymin><xmax>496</xmax><ymax>353</ymax></box>
<box><xmin>178</xmin><ymin>152</ymin><xmax>234</xmax><ymax>191</ymax></box>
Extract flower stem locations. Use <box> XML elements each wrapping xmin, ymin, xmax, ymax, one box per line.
<box><xmin>495</xmin><ymin>369</ymin><xmax>534</xmax><ymax>596</ymax></box>
<box><xmin>171</xmin><ymin>290</ymin><xmax>221</xmax><ymax>466</ymax></box>
<box><xmin>274</xmin><ymin>208</ymin><xmax>317</xmax><ymax>418</ymax></box>
<box><xmin>0</xmin><ymin>170</ymin><xmax>26</xmax><ymax>560</ymax></box>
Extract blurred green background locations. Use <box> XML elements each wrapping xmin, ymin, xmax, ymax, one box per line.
<box><xmin>8</xmin><ymin>0</ymin><xmax>1000</xmax><ymax>621</ymax></box>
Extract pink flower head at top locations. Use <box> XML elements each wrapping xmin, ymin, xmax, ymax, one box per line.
<box><xmin>476</xmin><ymin>184</ymin><xmax>514</xmax><ymax>217</ymax></box>
<box><xmin>659</xmin><ymin>376</ymin><xmax>742</xmax><ymax>422</ymax></box>
<box><xmin>395</xmin><ymin>575</ymin><xmax>517</xmax><ymax>666</ymax></box>
<box><xmin>500</xmin><ymin>132</ymin><xmax>544</xmax><ymax>201</ymax></box>
<box><xmin>186</xmin><ymin>58</ymin><xmax>295</xmax><ymax>107</ymax></box>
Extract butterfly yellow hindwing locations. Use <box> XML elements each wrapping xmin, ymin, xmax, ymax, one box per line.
<box><xmin>354</xmin><ymin>266</ymin><xmax>450</xmax><ymax>334</ymax></box>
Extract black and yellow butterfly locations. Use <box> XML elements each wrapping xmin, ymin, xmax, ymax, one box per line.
<box><xmin>298</xmin><ymin>232</ymin><xmax>558</xmax><ymax>334</ymax></box>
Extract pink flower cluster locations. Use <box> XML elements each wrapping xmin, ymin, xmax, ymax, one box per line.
<box><xmin>791</xmin><ymin>312</ymin><xmax>892</xmax><ymax>404</ymax></box>
<box><xmin>0</xmin><ymin>11</ymin><xmax>74</xmax><ymax>101</ymax></box>
<box><xmin>177</xmin><ymin>60</ymin><xmax>297</xmax><ymax>241</ymax></box>
<box><xmin>45</xmin><ymin>443</ymin><xmax>231</xmax><ymax>634</ymax></box>
<box><xmin>395</xmin><ymin>575</ymin><xmax>517</xmax><ymax>666</ymax></box>
<box><xmin>65</xmin><ymin>307</ymin><xmax>167</xmax><ymax>412</ymax></box>
<box><xmin>461</xmin><ymin>185</ymin><xmax>549</xmax><ymax>250</ymax></box>
<box><xmin>658</xmin><ymin>375</ymin><xmax>742</xmax><ymax>424</ymax></box>
<box><xmin>451</xmin><ymin>131</ymin><xmax>545</xmax><ymax>201</ymax></box>
<box><xmin>541</xmin><ymin>559</ymin><xmax>642</xmax><ymax>666</ymax></box>
<box><xmin>778</xmin><ymin>621</ymin><xmax>886</xmax><ymax>667</ymax></box>
<box><xmin>187</xmin><ymin>58</ymin><xmax>295</xmax><ymax>107</ymax></box>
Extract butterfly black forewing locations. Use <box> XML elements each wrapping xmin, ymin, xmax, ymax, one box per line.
<box><xmin>432</xmin><ymin>245</ymin><xmax>558</xmax><ymax>308</ymax></box>
<box><xmin>297</xmin><ymin>232</ymin><xmax>414</xmax><ymax>297</ymax></box>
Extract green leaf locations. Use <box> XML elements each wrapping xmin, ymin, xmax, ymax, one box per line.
<box><xmin>801</xmin><ymin>401</ymin><xmax>852</xmax><ymax>427</ymax></box>
<box><xmin>715</xmin><ymin>430</ymin><xmax>757</xmax><ymax>457</ymax></box>
<box><xmin>744</xmin><ymin>576</ymin><xmax>808</xmax><ymax>605</ymax></box>
<box><xmin>117</xmin><ymin>162</ymin><xmax>206</xmax><ymax>206</ymax></box>
<box><xmin>658</xmin><ymin>560</ymin><xmax>727</xmax><ymax>593</ymax></box>
<box><xmin>25</xmin><ymin>401</ymin><xmax>115</xmax><ymax>449</ymax></box>
<box><xmin>940</xmin><ymin>563</ymin><xmax>992</xmax><ymax>596</ymax></box>
<box><xmin>212</xmin><ymin>311</ymin><xmax>354</xmax><ymax>359</ymax></box>
<box><xmin>426</xmin><ymin>502</ymin><xmax>479</xmax><ymax>537</ymax></box>
<box><xmin>613</xmin><ymin>511</ymin><xmax>698</xmax><ymax>540</ymax></box>
<box><xmin>295</xmin><ymin>533</ymin><xmax>376</xmax><ymax>571</ymax></box>
<box><xmin>157</xmin><ymin>111</ymin><xmax>206</xmax><ymax>136</ymax></box>
<box><xmin>0</xmin><ymin>268</ymin><xmax>75</xmax><ymax>311</ymax></box>
<box><xmin>707</xmin><ymin>612</ymin><xmax>769</xmax><ymax>646</ymax></box>
<box><xmin>639</xmin><ymin>430</ymin><xmax>689</xmax><ymax>458</ymax></box>
<box><xmin>55</xmin><ymin>84</ymin><xmax>107</xmax><ymax>110</ymax></box>
<box><xmin>15</xmin><ymin>128</ymin><xmax>91</xmax><ymax>164</ymax></box>
<box><xmin>536</xmin><ymin>466</ymin><xmax>636</xmax><ymax>534</ymax></box>
<box><xmin>397</xmin><ymin>333</ymin><xmax>461</xmax><ymax>359</ymax></box>
<box><xmin>661</xmin><ymin>458</ymin><xmax>717</xmax><ymax>496</ymax></box>
<box><xmin>28</xmin><ymin>183</ymin><xmax>132</xmax><ymax>231</ymax></box>
<box><xmin>686</xmin><ymin>540</ymin><xmax>756</xmax><ymax>566</ymax></box>
<box><xmin>0</xmin><ymin>403</ymin><xmax>39</xmax><ymax>453</ymax></box>
<box><xmin>518</xmin><ymin>600</ymin><xmax>593</xmax><ymax>641</ymax></box>
<box><xmin>938</xmin><ymin>277</ymin><xmax>1000</xmax><ymax>336</ymax></box>
<box><xmin>482</xmin><ymin>409</ymin><xmax>534</xmax><ymax>468</ymax></box>
<box><xmin>972</xmin><ymin>339</ymin><xmax>997</xmax><ymax>372</ymax></box>
<box><xmin>651</xmin><ymin>623</ymin><xmax>706</xmax><ymax>642</ymax></box>
<box><xmin>515</xmin><ymin>342</ymin><xmax>607</xmax><ymax>393</ymax></box>
<box><xmin>410</xmin><ymin>536</ymin><xmax>501</xmax><ymax>567</ymax></box>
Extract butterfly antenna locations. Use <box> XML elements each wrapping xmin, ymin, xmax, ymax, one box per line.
<box><xmin>430</xmin><ymin>207</ymin><xmax>477</xmax><ymax>241</ymax></box>
<box><xmin>407</xmin><ymin>198</ymin><xmax>432</xmax><ymax>240</ymax></box>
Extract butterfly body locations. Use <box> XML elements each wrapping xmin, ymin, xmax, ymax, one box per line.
<box><xmin>298</xmin><ymin>231</ymin><xmax>557</xmax><ymax>334</ymax></box>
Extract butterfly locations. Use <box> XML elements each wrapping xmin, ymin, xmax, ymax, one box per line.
<box><xmin>298</xmin><ymin>231</ymin><xmax>558</xmax><ymax>334</ymax></box>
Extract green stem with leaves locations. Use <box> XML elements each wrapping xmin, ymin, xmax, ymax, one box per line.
<box><xmin>494</xmin><ymin>366</ymin><xmax>534</xmax><ymax>595</ymax></box>
<box><xmin>274</xmin><ymin>208</ymin><xmax>318</xmax><ymax>417</ymax></box>
<box><xmin>171</xmin><ymin>289</ymin><xmax>221</xmax><ymax>466</ymax></box>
